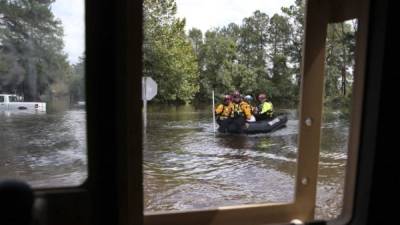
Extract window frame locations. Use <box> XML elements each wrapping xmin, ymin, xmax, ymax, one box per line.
<box><xmin>29</xmin><ymin>0</ymin><xmax>391</xmax><ymax>225</ymax></box>
<box><xmin>33</xmin><ymin>1</ymin><xmax>144</xmax><ymax>225</ymax></box>
<box><xmin>144</xmin><ymin>0</ymin><xmax>370</xmax><ymax>224</ymax></box>
<box><xmin>8</xmin><ymin>96</ymin><xmax>18</xmax><ymax>102</ymax></box>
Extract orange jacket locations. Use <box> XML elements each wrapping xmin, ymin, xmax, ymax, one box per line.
<box><xmin>232</xmin><ymin>101</ymin><xmax>252</xmax><ymax>120</ymax></box>
<box><xmin>215</xmin><ymin>103</ymin><xmax>233</xmax><ymax>119</ymax></box>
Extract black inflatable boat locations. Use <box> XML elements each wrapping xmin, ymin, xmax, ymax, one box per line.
<box><xmin>218</xmin><ymin>114</ymin><xmax>288</xmax><ymax>134</ymax></box>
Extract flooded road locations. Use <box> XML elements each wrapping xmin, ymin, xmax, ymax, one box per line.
<box><xmin>144</xmin><ymin>105</ymin><xmax>348</xmax><ymax>220</ymax></box>
<box><xmin>0</xmin><ymin>110</ymin><xmax>87</xmax><ymax>187</ymax></box>
<box><xmin>0</xmin><ymin>105</ymin><xmax>348</xmax><ymax>220</ymax></box>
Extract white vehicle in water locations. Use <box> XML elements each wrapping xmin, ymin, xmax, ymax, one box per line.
<box><xmin>0</xmin><ymin>94</ymin><xmax>46</xmax><ymax>112</ymax></box>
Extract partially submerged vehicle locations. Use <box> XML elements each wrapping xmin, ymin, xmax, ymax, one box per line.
<box><xmin>218</xmin><ymin>114</ymin><xmax>288</xmax><ymax>134</ymax></box>
<box><xmin>0</xmin><ymin>94</ymin><xmax>46</xmax><ymax>112</ymax></box>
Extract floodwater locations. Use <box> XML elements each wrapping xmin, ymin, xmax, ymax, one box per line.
<box><xmin>0</xmin><ymin>105</ymin><xmax>348</xmax><ymax>220</ymax></box>
<box><xmin>143</xmin><ymin>105</ymin><xmax>348</xmax><ymax>220</ymax></box>
<box><xmin>0</xmin><ymin>110</ymin><xmax>87</xmax><ymax>187</ymax></box>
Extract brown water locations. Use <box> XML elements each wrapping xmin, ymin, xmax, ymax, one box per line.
<box><xmin>143</xmin><ymin>105</ymin><xmax>348</xmax><ymax>220</ymax></box>
<box><xmin>0</xmin><ymin>109</ymin><xmax>87</xmax><ymax>187</ymax></box>
<box><xmin>0</xmin><ymin>105</ymin><xmax>348</xmax><ymax>220</ymax></box>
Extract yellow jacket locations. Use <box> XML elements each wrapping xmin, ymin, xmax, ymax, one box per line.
<box><xmin>233</xmin><ymin>101</ymin><xmax>253</xmax><ymax>120</ymax></box>
<box><xmin>259</xmin><ymin>101</ymin><xmax>273</xmax><ymax>117</ymax></box>
<box><xmin>215</xmin><ymin>103</ymin><xmax>233</xmax><ymax>119</ymax></box>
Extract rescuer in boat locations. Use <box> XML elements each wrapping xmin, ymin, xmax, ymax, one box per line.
<box><xmin>215</xmin><ymin>95</ymin><xmax>234</xmax><ymax>132</ymax></box>
<box><xmin>255</xmin><ymin>93</ymin><xmax>274</xmax><ymax>121</ymax></box>
<box><xmin>228</xmin><ymin>91</ymin><xmax>254</xmax><ymax>132</ymax></box>
<box><xmin>243</xmin><ymin>95</ymin><xmax>256</xmax><ymax>122</ymax></box>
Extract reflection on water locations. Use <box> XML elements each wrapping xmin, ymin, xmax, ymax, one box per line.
<box><xmin>0</xmin><ymin>110</ymin><xmax>87</xmax><ymax>188</ymax></box>
<box><xmin>0</xmin><ymin>105</ymin><xmax>348</xmax><ymax>220</ymax></box>
<box><xmin>144</xmin><ymin>105</ymin><xmax>348</xmax><ymax>220</ymax></box>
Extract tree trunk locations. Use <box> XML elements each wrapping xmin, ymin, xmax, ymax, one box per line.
<box><xmin>341</xmin><ymin>23</ymin><xmax>347</xmax><ymax>96</ymax></box>
<box><xmin>25</xmin><ymin>39</ymin><xmax>38</xmax><ymax>101</ymax></box>
<box><xmin>341</xmin><ymin>65</ymin><xmax>346</xmax><ymax>96</ymax></box>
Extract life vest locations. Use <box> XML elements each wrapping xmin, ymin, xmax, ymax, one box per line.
<box><xmin>215</xmin><ymin>103</ymin><xmax>233</xmax><ymax>120</ymax></box>
<box><xmin>233</xmin><ymin>101</ymin><xmax>252</xmax><ymax>120</ymax></box>
<box><xmin>258</xmin><ymin>101</ymin><xmax>274</xmax><ymax>118</ymax></box>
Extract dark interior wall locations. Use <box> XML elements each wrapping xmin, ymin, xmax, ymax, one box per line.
<box><xmin>366</xmin><ymin>0</ymin><xmax>398</xmax><ymax>224</ymax></box>
<box><xmin>86</xmin><ymin>0</ymin><xmax>143</xmax><ymax>225</ymax></box>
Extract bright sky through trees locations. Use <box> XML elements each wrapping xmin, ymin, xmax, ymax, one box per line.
<box><xmin>51</xmin><ymin>0</ymin><xmax>294</xmax><ymax>63</ymax></box>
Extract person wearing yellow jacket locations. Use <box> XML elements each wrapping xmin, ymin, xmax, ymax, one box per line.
<box><xmin>244</xmin><ymin>95</ymin><xmax>257</xmax><ymax>121</ymax></box>
<box><xmin>215</xmin><ymin>95</ymin><xmax>236</xmax><ymax>133</ymax></box>
<box><xmin>255</xmin><ymin>93</ymin><xmax>274</xmax><ymax>120</ymax></box>
<box><xmin>231</xmin><ymin>91</ymin><xmax>253</xmax><ymax>121</ymax></box>
<box><xmin>229</xmin><ymin>90</ymin><xmax>256</xmax><ymax>132</ymax></box>
<box><xmin>215</xmin><ymin>95</ymin><xmax>234</xmax><ymax>126</ymax></box>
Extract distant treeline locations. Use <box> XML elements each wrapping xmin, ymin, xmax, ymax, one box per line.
<box><xmin>0</xmin><ymin>0</ymin><xmax>84</xmax><ymax>103</ymax></box>
<box><xmin>144</xmin><ymin>0</ymin><xmax>356</xmax><ymax>107</ymax></box>
<box><xmin>1</xmin><ymin>0</ymin><xmax>355</xmax><ymax>108</ymax></box>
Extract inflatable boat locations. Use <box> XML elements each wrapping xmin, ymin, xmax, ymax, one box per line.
<box><xmin>218</xmin><ymin>114</ymin><xmax>288</xmax><ymax>134</ymax></box>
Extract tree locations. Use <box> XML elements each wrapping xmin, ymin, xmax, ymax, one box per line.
<box><xmin>267</xmin><ymin>14</ymin><xmax>294</xmax><ymax>103</ymax></box>
<box><xmin>143</xmin><ymin>0</ymin><xmax>356</xmax><ymax>107</ymax></box>
<box><xmin>238</xmin><ymin>10</ymin><xmax>269</xmax><ymax>71</ymax></box>
<box><xmin>0</xmin><ymin>0</ymin><xmax>70</xmax><ymax>101</ymax></box>
<box><xmin>68</xmin><ymin>56</ymin><xmax>85</xmax><ymax>103</ymax></box>
<box><xmin>325</xmin><ymin>22</ymin><xmax>356</xmax><ymax>99</ymax></box>
<box><xmin>227</xmin><ymin>11</ymin><xmax>272</xmax><ymax>98</ymax></box>
<box><xmin>281</xmin><ymin>0</ymin><xmax>305</xmax><ymax>89</ymax></box>
<box><xmin>196</xmin><ymin>30</ymin><xmax>237</xmax><ymax>100</ymax></box>
<box><xmin>188</xmin><ymin>28</ymin><xmax>202</xmax><ymax>56</ymax></box>
<box><xmin>143</xmin><ymin>0</ymin><xmax>199</xmax><ymax>104</ymax></box>
<box><xmin>220</xmin><ymin>23</ymin><xmax>241</xmax><ymax>41</ymax></box>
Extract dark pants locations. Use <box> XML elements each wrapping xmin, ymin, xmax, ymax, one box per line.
<box><xmin>255</xmin><ymin>113</ymin><xmax>273</xmax><ymax>121</ymax></box>
<box><xmin>217</xmin><ymin>118</ymin><xmax>233</xmax><ymax>132</ymax></box>
<box><xmin>227</xmin><ymin>117</ymin><xmax>246</xmax><ymax>133</ymax></box>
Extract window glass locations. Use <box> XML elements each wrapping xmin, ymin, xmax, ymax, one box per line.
<box><xmin>0</xmin><ymin>96</ymin><xmax>4</xmax><ymax>102</ymax></box>
<box><xmin>143</xmin><ymin>0</ymin><xmax>302</xmax><ymax>212</ymax></box>
<box><xmin>143</xmin><ymin>1</ymin><xmax>355</xmax><ymax>220</ymax></box>
<box><xmin>316</xmin><ymin>19</ymin><xmax>358</xmax><ymax>220</ymax></box>
<box><xmin>0</xmin><ymin>0</ymin><xmax>86</xmax><ymax>188</ymax></box>
<box><xmin>8</xmin><ymin>96</ymin><xmax>18</xmax><ymax>102</ymax></box>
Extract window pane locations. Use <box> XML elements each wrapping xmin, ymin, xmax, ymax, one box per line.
<box><xmin>0</xmin><ymin>0</ymin><xmax>86</xmax><ymax>188</ymax></box>
<box><xmin>9</xmin><ymin>96</ymin><xmax>15</xmax><ymax>102</ymax></box>
<box><xmin>316</xmin><ymin>19</ymin><xmax>358</xmax><ymax>220</ymax></box>
<box><xmin>143</xmin><ymin>0</ymin><xmax>302</xmax><ymax>212</ymax></box>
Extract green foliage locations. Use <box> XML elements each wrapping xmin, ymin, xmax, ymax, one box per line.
<box><xmin>0</xmin><ymin>0</ymin><xmax>71</xmax><ymax>101</ymax></box>
<box><xmin>0</xmin><ymin>0</ymin><xmax>356</xmax><ymax>111</ymax></box>
<box><xmin>267</xmin><ymin>14</ymin><xmax>294</xmax><ymax>104</ymax></box>
<box><xmin>143</xmin><ymin>0</ymin><xmax>199</xmax><ymax>104</ymax></box>
<box><xmin>68</xmin><ymin>56</ymin><xmax>85</xmax><ymax>103</ymax></box>
<box><xmin>325</xmin><ymin>22</ymin><xmax>356</xmax><ymax>98</ymax></box>
<box><xmin>238</xmin><ymin>10</ymin><xmax>269</xmax><ymax>69</ymax></box>
<box><xmin>281</xmin><ymin>0</ymin><xmax>304</xmax><ymax>89</ymax></box>
<box><xmin>196</xmin><ymin>30</ymin><xmax>237</xmax><ymax>99</ymax></box>
<box><xmin>188</xmin><ymin>28</ymin><xmax>202</xmax><ymax>55</ymax></box>
<box><xmin>142</xmin><ymin>0</ymin><xmax>356</xmax><ymax>108</ymax></box>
